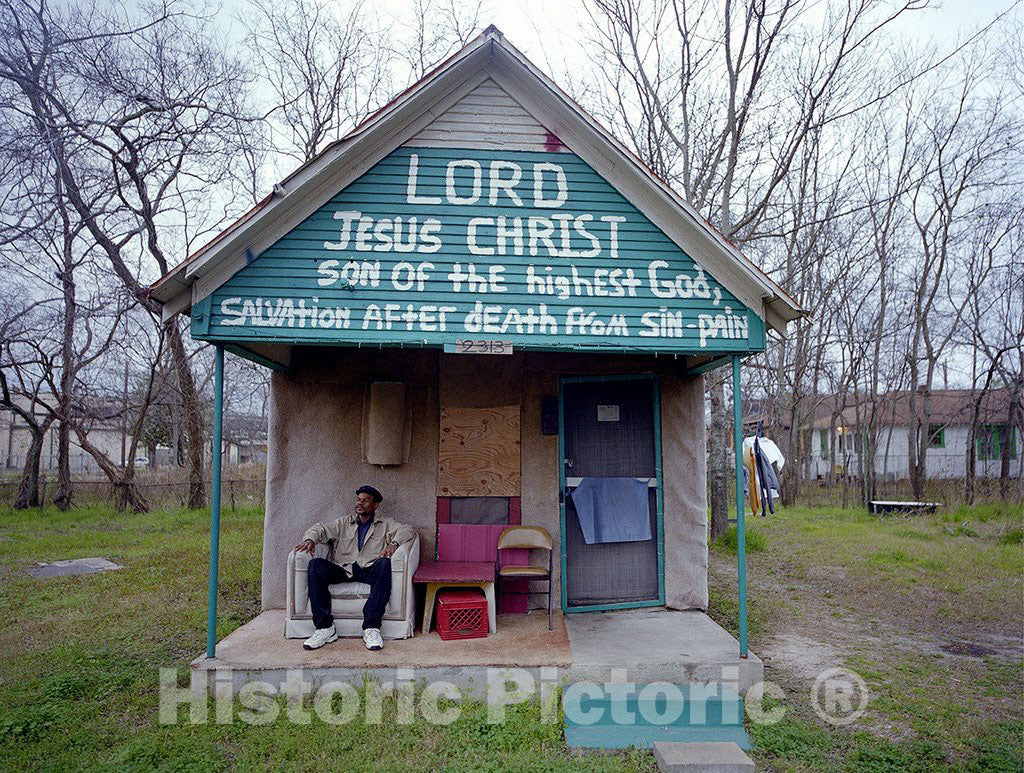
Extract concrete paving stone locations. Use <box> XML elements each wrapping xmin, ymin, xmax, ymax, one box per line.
<box><xmin>27</xmin><ymin>557</ymin><xmax>123</xmax><ymax>578</ymax></box>
<box><xmin>653</xmin><ymin>741</ymin><xmax>754</xmax><ymax>772</ymax></box>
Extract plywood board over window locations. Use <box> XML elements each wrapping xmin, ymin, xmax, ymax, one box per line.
<box><xmin>438</xmin><ymin>406</ymin><xmax>521</xmax><ymax>496</ymax></box>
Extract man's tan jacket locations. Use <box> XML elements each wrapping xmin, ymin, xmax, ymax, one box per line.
<box><xmin>303</xmin><ymin>514</ymin><xmax>416</xmax><ymax>574</ymax></box>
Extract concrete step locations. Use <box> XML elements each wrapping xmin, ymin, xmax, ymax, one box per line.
<box><xmin>566</xmin><ymin>723</ymin><xmax>750</xmax><ymax>750</ymax></box>
<box><xmin>653</xmin><ymin>741</ymin><xmax>755</xmax><ymax>772</ymax></box>
<box><xmin>563</xmin><ymin>683</ymin><xmax>750</xmax><ymax>750</ymax></box>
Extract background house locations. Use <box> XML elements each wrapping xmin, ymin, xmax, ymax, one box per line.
<box><xmin>0</xmin><ymin>393</ymin><xmax>130</xmax><ymax>474</ymax></box>
<box><xmin>806</xmin><ymin>388</ymin><xmax>1020</xmax><ymax>481</ymax></box>
<box><xmin>1</xmin><ymin>393</ymin><xmax>268</xmax><ymax>473</ymax></box>
<box><xmin>222</xmin><ymin>414</ymin><xmax>268</xmax><ymax>465</ymax></box>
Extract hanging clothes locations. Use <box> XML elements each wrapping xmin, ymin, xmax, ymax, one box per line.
<box><xmin>744</xmin><ymin>446</ymin><xmax>760</xmax><ymax>515</ymax></box>
<box><xmin>753</xmin><ymin>436</ymin><xmax>785</xmax><ymax>471</ymax></box>
<box><xmin>754</xmin><ymin>437</ymin><xmax>777</xmax><ymax>515</ymax></box>
<box><xmin>742</xmin><ymin>436</ymin><xmax>786</xmax><ymax>472</ymax></box>
<box><xmin>742</xmin><ymin>435</ymin><xmax>785</xmax><ymax>516</ymax></box>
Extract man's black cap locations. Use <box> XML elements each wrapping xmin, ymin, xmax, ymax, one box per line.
<box><xmin>356</xmin><ymin>485</ymin><xmax>383</xmax><ymax>503</ymax></box>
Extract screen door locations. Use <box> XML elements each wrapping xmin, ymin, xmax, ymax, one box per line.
<box><xmin>561</xmin><ymin>377</ymin><xmax>661</xmax><ymax>608</ymax></box>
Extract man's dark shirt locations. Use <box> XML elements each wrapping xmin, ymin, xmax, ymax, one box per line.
<box><xmin>356</xmin><ymin>515</ymin><xmax>374</xmax><ymax>551</ymax></box>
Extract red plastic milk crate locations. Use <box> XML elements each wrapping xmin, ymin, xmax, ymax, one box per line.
<box><xmin>435</xmin><ymin>589</ymin><xmax>489</xmax><ymax>640</ymax></box>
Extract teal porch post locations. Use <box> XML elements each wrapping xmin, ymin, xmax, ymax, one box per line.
<box><xmin>732</xmin><ymin>354</ymin><xmax>748</xmax><ymax>658</ymax></box>
<box><xmin>206</xmin><ymin>345</ymin><xmax>225</xmax><ymax>658</ymax></box>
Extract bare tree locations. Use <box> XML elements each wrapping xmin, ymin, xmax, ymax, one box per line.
<box><xmin>243</xmin><ymin>0</ymin><xmax>389</xmax><ymax>164</ymax></box>
<box><xmin>903</xmin><ymin>65</ymin><xmax>1017</xmax><ymax>499</ymax></box>
<box><xmin>0</xmin><ymin>298</ymin><xmax>58</xmax><ymax>508</ymax></box>
<box><xmin>585</xmin><ymin>0</ymin><xmax>930</xmax><ymax>528</ymax></box>
<box><xmin>0</xmin><ymin>0</ymin><xmax>261</xmax><ymax>508</ymax></box>
<box><xmin>65</xmin><ymin>324</ymin><xmax>165</xmax><ymax>513</ymax></box>
<box><xmin>395</xmin><ymin>0</ymin><xmax>484</xmax><ymax>80</ymax></box>
<box><xmin>958</xmin><ymin>209</ymin><xmax>1024</xmax><ymax>502</ymax></box>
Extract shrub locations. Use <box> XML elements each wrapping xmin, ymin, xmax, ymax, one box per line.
<box><xmin>714</xmin><ymin>525</ymin><xmax>766</xmax><ymax>553</ymax></box>
<box><xmin>998</xmin><ymin>527</ymin><xmax>1023</xmax><ymax>545</ymax></box>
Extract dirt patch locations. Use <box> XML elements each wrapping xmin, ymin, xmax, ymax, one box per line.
<box><xmin>805</xmin><ymin>565</ymin><xmax>846</xmax><ymax>582</ymax></box>
<box><xmin>709</xmin><ymin>508</ymin><xmax>1024</xmax><ymax>753</ymax></box>
<box><xmin>759</xmin><ymin>631</ymin><xmax>847</xmax><ymax>680</ymax></box>
<box><xmin>940</xmin><ymin>641</ymin><xmax>999</xmax><ymax>658</ymax></box>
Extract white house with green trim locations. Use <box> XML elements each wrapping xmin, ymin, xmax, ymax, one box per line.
<box><xmin>806</xmin><ymin>388</ymin><xmax>1021</xmax><ymax>481</ymax></box>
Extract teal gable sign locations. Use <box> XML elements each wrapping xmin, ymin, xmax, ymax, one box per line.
<box><xmin>193</xmin><ymin>146</ymin><xmax>765</xmax><ymax>353</ymax></box>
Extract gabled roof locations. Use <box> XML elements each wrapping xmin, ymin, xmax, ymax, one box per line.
<box><xmin>811</xmin><ymin>388</ymin><xmax>1021</xmax><ymax>430</ymax></box>
<box><xmin>746</xmin><ymin>388</ymin><xmax>1021</xmax><ymax>431</ymax></box>
<box><xmin>150</xmin><ymin>26</ymin><xmax>805</xmax><ymax>333</ymax></box>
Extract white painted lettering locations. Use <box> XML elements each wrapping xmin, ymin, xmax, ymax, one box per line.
<box><xmin>420</xmin><ymin>218</ymin><xmax>442</xmax><ymax>253</ymax></box>
<box><xmin>446</xmin><ymin>159</ymin><xmax>483</xmax><ymax>205</ymax></box>
<box><xmin>573</xmin><ymin>215</ymin><xmax>601</xmax><ymax>257</ymax></box>
<box><xmin>317</xmin><ymin>260</ymin><xmax>340</xmax><ymax>287</ymax></box>
<box><xmin>220</xmin><ymin>297</ymin><xmax>244</xmax><ymax>325</ymax></box>
<box><xmin>392</xmin><ymin>262</ymin><xmax>416</xmax><ymax>291</ymax></box>
<box><xmin>324</xmin><ymin>211</ymin><xmax>361</xmax><ymax>250</ymax></box>
<box><xmin>467</xmin><ymin>217</ymin><xmax>495</xmax><ymax>255</ymax></box>
<box><xmin>534</xmin><ymin>162</ymin><xmax>568</xmax><ymax>208</ymax></box>
<box><xmin>488</xmin><ymin>161</ymin><xmax>524</xmax><ymax>206</ymax></box>
<box><xmin>600</xmin><ymin>215</ymin><xmax>625</xmax><ymax>257</ymax></box>
<box><xmin>496</xmin><ymin>216</ymin><xmax>524</xmax><ymax>256</ymax></box>
<box><xmin>551</xmin><ymin>214</ymin><xmax>579</xmax><ymax>257</ymax></box>
<box><xmin>528</xmin><ymin>217</ymin><xmax>558</xmax><ymax>256</ymax></box>
<box><xmin>354</xmin><ymin>216</ymin><xmax>374</xmax><ymax>251</ymax></box>
<box><xmin>406</xmin><ymin>154</ymin><xmax>441</xmax><ymax>205</ymax></box>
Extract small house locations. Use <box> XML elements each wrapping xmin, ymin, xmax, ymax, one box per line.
<box><xmin>151</xmin><ymin>28</ymin><xmax>804</xmax><ymax>709</ymax></box>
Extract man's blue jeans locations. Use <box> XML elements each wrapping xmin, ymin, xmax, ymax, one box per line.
<box><xmin>307</xmin><ymin>556</ymin><xmax>392</xmax><ymax>630</ymax></box>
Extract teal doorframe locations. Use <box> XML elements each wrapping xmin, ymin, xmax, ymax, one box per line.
<box><xmin>558</xmin><ymin>373</ymin><xmax>665</xmax><ymax>613</ymax></box>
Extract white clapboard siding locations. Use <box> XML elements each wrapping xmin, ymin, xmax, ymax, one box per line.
<box><xmin>404</xmin><ymin>79</ymin><xmax>570</xmax><ymax>152</ymax></box>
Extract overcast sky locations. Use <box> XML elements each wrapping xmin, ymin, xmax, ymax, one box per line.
<box><xmin>476</xmin><ymin>0</ymin><xmax>1019</xmax><ymax>77</ymax></box>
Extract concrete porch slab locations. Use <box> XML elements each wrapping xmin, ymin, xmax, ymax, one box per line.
<box><xmin>192</xmin><ymin>608</ymin><xmax>570</xmax><ymax>695</ymax></box>
<box><xmin>198</xmin><ymin>608</ymin><xmax>570</xmax><ymax>669</ymax></box>
<box><xmin>566</xmin><ymin>608</ymin><xmax>763</xmax><ymax>691</ymax></box>
<box><xmin>192</xmin><ymin>606</ymin><xmax>762</xmax><ymax>695</ymax></box>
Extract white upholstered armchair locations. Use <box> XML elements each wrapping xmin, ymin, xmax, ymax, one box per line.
<box><xmin>285</xmin><ymin>534</ymin><xmax>420</xmax><ymax>640</ymax></box>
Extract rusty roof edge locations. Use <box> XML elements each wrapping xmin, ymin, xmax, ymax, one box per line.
<box><xmin>149</xmin><ymin>193</ymin><xmax>272</xmax><ymax>301</ymax></box>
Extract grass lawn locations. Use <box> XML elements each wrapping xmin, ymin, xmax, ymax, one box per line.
<box><xmin>0</xmin><ymin>504</ymin><xmax>650</xmax><ymax>771</ymax></box>
<box><xmin>0</xmin><ymin>500</ymin><xmax>1021</xmax><ymax>771</ymax></box>
<box><xmin>709</xmin><ymin>502</ymin><xmax>1024</xmax><ymax>771</ymax></box>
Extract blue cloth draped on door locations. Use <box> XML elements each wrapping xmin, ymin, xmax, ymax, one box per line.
<box><xmin>570</xmin><ymin>477</ymin><xmax>652</xmax><ymax>544</ymax></box>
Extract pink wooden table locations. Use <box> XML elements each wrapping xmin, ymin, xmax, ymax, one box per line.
<box><xmin>414</xmin><ymin>560</ymin><xmax>497</xmax><ymax>634</ymax></box>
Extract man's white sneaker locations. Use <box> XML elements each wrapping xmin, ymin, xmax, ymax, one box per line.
<box><xmin>302</xmin><ymin>627</ymin><xmax>338</xmax><ymax>650</ymax></box>
<box><xmin>362</xmin><ymin>628</ymin><xmax>384</xmax><ymax>651</ymax></box>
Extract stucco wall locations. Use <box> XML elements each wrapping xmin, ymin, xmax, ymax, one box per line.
<box><xmin>261</xmin><ymin>347</ymin><xmax>708</xmax><ymax>612</ymax></box>
<box><xmin>261</xmin><ymin>348</ymin><xmax>441</xmax><ymax>608</ymax></box>
<box><xmin>660</xmin><ymin>372</ymin><xmax>710</xmax><ymax>609</ymax></box>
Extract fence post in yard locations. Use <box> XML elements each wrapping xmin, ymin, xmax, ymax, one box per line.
<box><xmin>206</xmin><ymin>345</ymin><xmax>225</xmax><ymax>658</ymax></box>
<box><xmin>732</xmin><ymin>354</ymin><xmax>748</xmax><ymax>659</ymax></box>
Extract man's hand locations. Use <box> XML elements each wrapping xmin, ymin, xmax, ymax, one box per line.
<box><xmin>379</xmin><ymin>541</ymin><xmax>399</xmax><ymax>558</ymax></box>
<box><xmin>294</xmin><ymin>539</ymin><xmax>316</xmax><ymax>555</ymax></box>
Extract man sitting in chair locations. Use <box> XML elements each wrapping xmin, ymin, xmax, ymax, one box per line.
<box><xmin>294</xmin><ymin>485</ymin><xmax>415</xmax><ymax>651</ymax></box>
